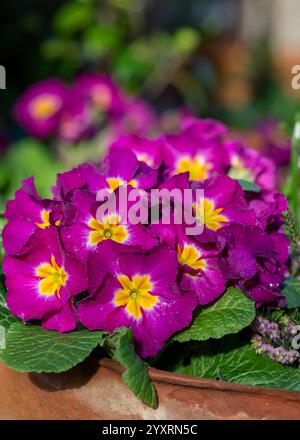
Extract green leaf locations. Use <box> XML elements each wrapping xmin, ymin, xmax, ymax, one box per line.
<box><xmin>173</xmin><ymin>28</ymin><xmax>200</xmax><ymax>54</ymax></box>
<box><xmin>238</xmin><ymin>179</ymin><xmax>261</xmax><ymax>193</ymax></box>
<box><xmin>83</xmin><ymin>25</ymin><xmax>122</xmax><ymax>58</ymax></box>
<box><xmin>54</xmin><ymin>2</ymin><xmax>92</xmax><ymax>35</ymax></box>
<box><xmin>176</xmin><ymin>337</ymin><xmax>300</xmax><ymax>392</ymax></box>
<box><xmin>0</xmin><ymin>275</ymin><xmax>19</xmax><ymax>330</ymax></box>
<box><xmin>110</xmin><ymin>327</ymin><xmax>158</xmax><ymax>408</ymax></box>
<box><xmin>0</xmin><ymin>304</ymin><xmax>19</xmax><ymax>330</ymax></box>
<box><xmin>282</xmin><ymin>278</ymin><xmax>300</xmax><ymax>308</ymax></box>
<box><xmin>0</xmin><ymin>323</ymin><xmax>106</xmax><ymax>373</ymax></box>
<box><xmin>174</xmin><ymin>288</ymin><xmax>256</xmax><ymax>343</ymax></box>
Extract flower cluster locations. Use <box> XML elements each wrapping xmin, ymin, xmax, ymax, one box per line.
<box><xmin>252</xmin><ymin>335</ymin><xmax>299</xmax><ymax>365</ymax></box>
<box><xmin>252</xmin><ymin>316</ymin><xmax>299</xmax><ymax>365</ymax></box>
<box><xmin>14</xmin><ymin>75</ymin><xmax>156</xmax><ymax>141</ymax></box>
<box><xmin>253</xmin><ymin>316</ymin><xmax>281</xmax><ymax>342</ymax></box>
<box><xmin>2</xmin><ymin>117</ymin><xmax>289</xmax><ymax>358</ymax></box>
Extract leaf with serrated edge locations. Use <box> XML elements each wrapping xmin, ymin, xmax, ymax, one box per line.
<box><xmin>174</xmin><ymin>288</ymin><xmax>255</xmax><ymax>343</ymax></box>
<box><xmin>111</xmin><ymin>327</ymin><xmax>158</xmax><ymax>409</ymax></box>
<box><xmin>0</xmin><ymin>306</ymin><xmax>19</xmax><ymax>330</ymax></box>
<box><xmin>0</xmin><ymin>323</ymin><xmax>106</xmax><ymax>373</ymax></box>
<box><xmin>176</xmin><ymin>337</ymin><xmax>300</xmax><ymax>392</ymax></box>
<box><xmin>0</xmin><ymin>277</ymin><xmax>19</xmax><ymax>329</ymax></box>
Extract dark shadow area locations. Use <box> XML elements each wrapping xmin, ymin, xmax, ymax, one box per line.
<box><xmin>29</xmin><ymin>357</ymin><xmax>100</xmax><ymax>392</ymax></box>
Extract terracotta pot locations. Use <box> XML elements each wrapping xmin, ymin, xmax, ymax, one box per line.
<box><xmin>1</xmin><ymin>358</ymin><xmax>300</xmax><ymax>420</ymax></box>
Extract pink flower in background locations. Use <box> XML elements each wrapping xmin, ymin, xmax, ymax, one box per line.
<box><xmin>74</xmin><ymin>73</ymin><xmax>125</xmax><ymax>116</ymax></box>
<box><xmin>13</xmin><ymin>74</ymin><xmax>158</xmax><ymax>142</ymax></box>
<box><xmin>14</xmin><ymin>78</ymin><xmax>68</xmax><ymax>138</ymax></box>
<box><xmin>58</xmin><ymin>93</ymin><xmax>94</xmax><ymax>142</ymax></box>
<box><xmin>110</xmin><ymin>98</ymin><xmax>157</xmax><ymax>138</ymax></box>
<box><xmin>181</xmin><ymin>117</ymin><xmax>228</xmax><ymax>140</ymax></box>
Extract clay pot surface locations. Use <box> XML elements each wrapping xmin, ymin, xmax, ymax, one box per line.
<box><xmin>1</xmin><ymin>358</ymin><xmax>300</xmax><ymax>420</ymax></box>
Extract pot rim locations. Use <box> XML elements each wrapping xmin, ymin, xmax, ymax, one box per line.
<box><xmin>100</xmin><ymin>358</ymin><xmax>300</xmax><ymax>403</ymax></box>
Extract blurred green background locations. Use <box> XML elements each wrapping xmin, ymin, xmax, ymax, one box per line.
<box><xmin>2</xmin><ymin>0</ymin><xmax>300</xmax><ymax>128</ymax></box>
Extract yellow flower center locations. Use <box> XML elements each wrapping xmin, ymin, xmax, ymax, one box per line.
<box><xmin>88</xmin><ymin>214</ymin><xmax>128</xmax><ymax>246</ymax></box>
<box><xmin>178</xmin><ymin>244</ymin><xmax>206</xmax><ymax>271</ymax></box>
<box><xmin>228</xmin><ymin>155</ymin><xmax>254</xmax><ymax>182</ymax></box>
<box><xmin>36</xmin><ymin>256</ymin><xmax>68</xmax><ymax>297</ymax></box>
<box><xmin>106</xmin><ymin>177</ymin><xmax>137</xmax><ymax>192</ymax></box>
<box><xmin>114</xmin><ymin>274</ymin><xmax>158</xmax><ymax>319</ymax></box>
<box><xmin>91</xmin><ymin>84</ymin><xmax>112</xmax><ymax>110</ymax></box>
<box><xmin>194</xmin><ymin>198</ymin><xmax>228</xmax><ymax>231</ymax></box>
<box><xmin>175</xmin><ymin>156</ymin><xmax>212</xmax><ymax>181</ymax></box>
<box><xmin>30</xmin><ymin>95</ymin><xmax>61</xmax><ymax>120</ymax></box>
<box><xmin>36</xmin><ymin>210</ymin><xmax>61</xmax><ymax>229</ymax></box>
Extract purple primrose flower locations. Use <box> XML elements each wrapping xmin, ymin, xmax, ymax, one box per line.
<box><xmin>78</xmin><ymin>242</ymin><xmax>197</xmax><ymax>358</ymax></box>
<box><xmin>14</xmin><ymin>78</ymin><xmax>68</xmax><ymax>138</ymax></box>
